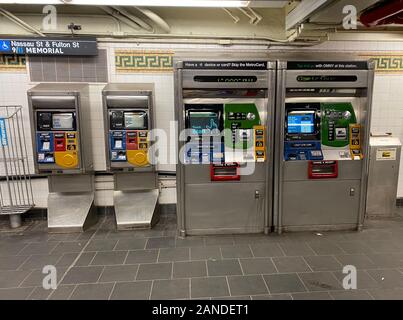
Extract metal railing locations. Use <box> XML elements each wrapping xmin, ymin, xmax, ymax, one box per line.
<box><xmin>0</xmin><ymin>105</ymin><xmax>34</xmax><ymax>228</ymax></box>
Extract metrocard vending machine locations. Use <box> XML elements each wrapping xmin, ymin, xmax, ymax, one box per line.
<box><xmin>28</xmin><ymin>83</ymin><xmax>96</xmax><ymax>232</ymax></box>
<box><xmin>175</xmin><ymin>60</ymin><xmax>275</xmax><ymax>236</ymax></box>
<box><xmin>275</xmin><ymin>60</ymin><xmax>374</xmax><ymax>232</ymax></box>
<box><xmin>103</xmin><ymin>83</ymin><xmax>159</xmax><ymax>230</ymax></box>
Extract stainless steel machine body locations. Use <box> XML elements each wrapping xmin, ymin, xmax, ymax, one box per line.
<box><xmin>275</xmin><ymin>60</ymin><xmax>375</xmax><ymax>232</ymax></box>
<box><xmin>367</xmin><ymin>134</ymin><xmax>401</xmax><ymax>217</ymax></box>
<box><xmin>102</xmin><ymin>83</ymin><xmax>159</xmax><ymax>230</ymax></box>
<box><xmin>28</xmin><ymin>83</ymin><xmax>96</xmax><ymax>232</ymax></box>
<box><xmin>175</xmin><ymin>60</ymin><xmax>276</xmax><ymax>236</ymax></box>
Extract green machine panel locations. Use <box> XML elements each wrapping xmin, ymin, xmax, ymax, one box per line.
<box><xmin>321</xmin><ymin>103</ymin><xmax>357</xmax><ymax>148</ymax></box>
<box><xmin>224</xmin><ymin>103</ymin><xmax>261</xmax><ymax>149</ymax></box>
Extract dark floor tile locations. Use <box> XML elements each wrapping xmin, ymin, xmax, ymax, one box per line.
<box><xmin>272</xmin><ymin>257</ymin><xmax>311</xmax><ymax>273</ymax></box>
<box><xmin>227</xmin><ymin>275</ymin><xmax>268</xmax><ymax>296</ymax></box>
<box><xmin>207</xmin><ymin>259</ymin><xmax>242</xmax><ymax>276</ymax></box>
<box><xmin>335</xmin><ymin>241</ymin><xmax>374</xmax><ymax>254</ymax></box>
<box><xmin>292</xmin><ymin>291</ymin><xmax>333</xmax><ymax>300</ymax></box>
<box><xmin>307</xmin><ymin>241</ymin><xmax>344</xmax><ymax>255</ymax></box>
<box><xmin>20</xmin><ymin>254</ymin><xmax>61</xmax><ymax>270</ymax></box>
<box><xmin>191</xmin><ymin>246</ymin><xmax>221</xmax><ymax>261</ymax></box>
<box><xmin>173</xmin><ymin>261</ymin><xmax>207</xmax><ymax>278</ymax></box>
<box><xmin>0</xmin><ymin>243</ymin><xmax>28</xmax><ymax>257</ymax></box>
<box><xmin>249</xmin><ymin>243</ymin><xmax>284</xmax><ymax>257</ymax></box>
<box><xmin>333</xmin><ymin>270</ymin><xmax>379</xmax><ymax>290</ymax></box>
<box><xmin>303</xmin><ymin>256</ymin><xmax>342</xmax><ymax>271</ymax></box>
<box><xmin>48</xmin><ymin>285</ymin><xmax>78</xmax><ymax>300</ymax></box>
<box><xmin>51</xmin><ymin>241</ymin><xmax>85</xmax><ymax>254</ymax></box>
<box><xmin>364</xmin><ymin>240</ymin><xmax>401</xmax><ymax>253</ymax></box>
<box><xmin>176</xmin><ymin>237</ymin><xmax>205</xmax><ymax>248</ymax></box>
<box><xmin>70</xmin><ymin>283</ymin><xmax>113</xmax><ymax>300</ymax></box>
<box><xmin>251</xmin><ymin>294</ymin><xmax>292</xmax><ymax>300</ymax></box>
<box><xmin>334</xmin><ymin>254</ymin><xmax>376</xmax><ymax>269</ymax></box>
<box><xmin>221</xmin><ymin>245</ymin><xmax>253</xmax><ymax>259</ymax></box>
<box><xmin>330</xmin><ymin>290</ymin><xmax>373</xmax><ymax>300</ymax></box>
<box><xmin>366</xmin><ymin>253</ymin><xmax>403</xmax><ymax>268</ymax></box>
<box><xmin>0</xmin><ymin>256</ymin><xmax>29</xmax><ymax>271</ymax></box>
<box><xmin>368</xmin><ymin>288</ymin><xmax>403</xmax><ymax>300</ymax></box>
<box><xmin>366</xmin><ymin>269</ymin><xmax>403</xmax><ymax>289</ymax></box>
<box><xmin>0</xmin><ymin>287</ymin><xmax>34</xmax><ymax>300</ymax></box>
<box><xmin>216</xmin><ymin>296</ymin><xmax>251</xmax><ymax>300</ymax></box>
<box><xmin>125</xmin><ymin>250</ymin><xmax>159</xmax><ymax>264</ymax></box>
<box><xmin>205</xmin><ymin>236</ymin><xmax>234</xmax><ymax>246</ymax></box>
<box><xmin>151</xmin><ymin>279</ymin><xmax>190</xmax><ymax>300</ymax></box>
<box><xmin>90</xmin><ymin>251</ymin><xmax>127</xmax><ymax>266</ymax></box>
<box><xmin>68</xmin><ymin>252</ymin><xmax>94</xmax><ymax>267</ymax></box>
<box><xmin>158</xmin><ymin>247</ymin><xmax>190</xmax><ymax>262</ymax></box>
<box><xmin>110</xmin><ymin>281</ymin><xmax>152</xmax><ymax>300</ymax></box>
<box><xmin>232</xmin><ymin>234</ymin><xmax>271</xmax><ymax>245</ymax></box>
<box><xmin>136</xmin><ymin>262</ymin><xmax>172</xmax><ymax>280</ymax></box>
<box><xmin>263</xmin><ymin>273</ymin><xmax>306</xmax><ymax>294</ymax></box>
<box><xmin>61</xmin><ymin>266</ymin><xmax>104</xmax><ymax>284</ymax></box>
<box><xmin>84</xmin><ymin>239</ymin><xmax>117</xmax><ymax>252</ymax></box>
<box><xmin>26</xmin><ymin>286</ymin><xmax>52</xmax><ymax>300</ymax></box>
<box><xmin>0</xmin><ymin>270</ymin><xmax>32</xmax><ymax>288</ymax></box>
<box><xmin>18</xmin><ymin>242</ymin><xmax>59</xmax><ymax>256</ymax></box>
<box><xmin>114</xmin><ymin>238</ymin><xmax>147</xmax><ymax>251</ymax></box>
<box><xmin>279</xmin><ymin>243</ymin><xmax>316</xmax><ymax>256</ymax></box>
<box><xmin>239</xmin><ymin>258</ymin><xmax>277</xmax><ymax>275</ymax></box>
<box><xmin>298</xmin><ymin>272</ymin><xmax>343</xmax><ymax>291</ymax></box>
<box><xmin>99</xmin><ymin>265</ymin><xmax>138</xmax><ymax>283</ymax></box>
<box><xmin>191</xmin><ymin>277</ymin><xmax>229</xmax><ymax>298</ymax></box>
<box><xmin>146</xmin><ymin>237</ymin><xmax>176</xmax><ymax>249</ymax></box>
<box><xmin>48</xmin><ymin>233</ymin><xmax>80</xmax><ymax>242</ymax></box>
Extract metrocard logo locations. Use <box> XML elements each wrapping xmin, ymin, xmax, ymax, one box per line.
<box><xmin>0</xmin><ymin>40</ymin><xmax>12</xmax><ymax>53</ymax></box>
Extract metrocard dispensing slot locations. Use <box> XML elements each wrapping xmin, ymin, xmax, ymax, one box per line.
<box><xmin>308</xmin><ymin>160</ymin><xmax>338</xmax><ymax>179</ymax></box>
<box><xmin>210</xmin><ymin>163</ymin><xmax>240</xmax><ymax>181</ymax></box>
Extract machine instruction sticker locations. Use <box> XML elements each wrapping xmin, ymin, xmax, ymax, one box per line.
<box><xmin>183</xmin><ymin>61</ymin><xmax>267</xmax><ymax>70</ymax></box>
<box><xmin>376</xmin><ymin>147</ymin><xmax>397</xmax><ymax>161</ymax></box>
<box><xmin>0</xmin><ymin>118</ymin><xmax>8</xmax><ymax>146</ymax></box>
<box><xmin>287</xmin><ymin>61</ymin><xmax>368</xmax><ymax>70</ymax></box>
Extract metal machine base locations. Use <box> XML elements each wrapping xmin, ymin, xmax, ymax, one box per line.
<box><xmin>114</xmin><ymin>189</ymin><xmax>159</xmax><ymax>230</ymax></box>
<box><xmin>47</xmin><ymin>192</ymin><xmax>97</xmax><ymax>233</ymax></box>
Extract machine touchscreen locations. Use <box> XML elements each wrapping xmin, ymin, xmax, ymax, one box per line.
<box><xmin>188</xmin><ymin>111</ymin><xmax>220</xmax><ymax>135</ymax></box>
<box><xmin>52</xmin><ymin>113</ymin><xmax>74</xmax><ymax>130</ymax></box>
<box><xmin>124</xmin><ymin>112</ymin><xmax>147</xmax><ymax>129</ymax></box>
<box><xmin>287</xmin><ymin>111</ymin><xmax>315</xmax><ymax>134</ymax></box>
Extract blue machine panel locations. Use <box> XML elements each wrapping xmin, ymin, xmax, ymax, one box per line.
<box><xmin>184</xmin><ymin>142</ymin><xmax>224</xmax><ymax>164</ymax></box>
<box><xmin>110</xmin><ymin>131</ymin><xmax>127</xmax><ymax>161</ymax></box>
<box><xmin>36</xmin><ymin>132</ymin><xmax>54</xmax><ymax>163</ymax></box>
<box><xmin>284</xmin><ymin>141</ymin><xmax>323</xmax><ymax>161</ymax></box>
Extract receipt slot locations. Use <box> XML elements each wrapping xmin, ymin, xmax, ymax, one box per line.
<box><xmin>28</xmin><ymin>83</ymin><xmax>96</xmax><ymax>232</ymax></box>
<box><xmin>274</xmin><ymin>60</ymin><xmax>374</xmax><ymax>232</ymax></box>
<box><xmin>103</xmin><ymin>83</ymin><xmax>159</xmax><ymax>230</ymax></box>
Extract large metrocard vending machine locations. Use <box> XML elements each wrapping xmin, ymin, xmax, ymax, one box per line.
<box><xmin>275</xmin><ymin>60</ymin><xmax>374</xmax><ymax>232</ymax></box>
<box><xmin>28</xmin><ymin>83</ymin><xmax>96</xmax><ymax>232</ymax></box>
<box><xmin>175</xmin><ymin>60</ymin><xmax>275</xmax><ymax>236</ymax></box>
<box><xmin>102</xmin><ymin>83</ymin><xmax>159</xmax><ymax>230</ymax></box>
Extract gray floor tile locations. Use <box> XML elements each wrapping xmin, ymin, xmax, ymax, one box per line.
<box><xmin>273</xmin><ymin>257</ymin><xmax>311</xmax><ymax>273</ymax></box>
<box><xmin>279</xmin><ymin>243</ymin><xmax>316</xmax><ymax>256</ymax></box>
<box><xmin>221</xmin><ymin>245</ymin><xmax>253</xmax><ymax>259</ymax></box>
<box><xmin>334</xmin><ymin>254</ymin><xmax>376</xmax><ymax>269</ymax></box>
<box><xmin>303</xmin><ymin>256</ymin><xmax>343</xmax><ymax>271</ymax></box>
<box><xmin>364</xmin><ymin>240</ymin><xmax>401</xmax><ymax>253</ymax></box>
<box><xmin>263</xmin><ymin>273</ymin><xmax>306</xmax><ymax>294</ymax></box>
<box><xmin>307</xmin><ymin>241</ymin><xmax>344</xmax><ymax>255</ymax></box>
<box><xmin>110</xmin><ymin>281</ymin><xmax>152</xmax><ymax>300</ymax></box>
<box><xmin>250</xmin><ymin>243</ymin><xmax>284</xmax><ymax>257</ymax></box>
<box><xmin>69</xmin><ymin>252</ymin><xmax>94</xmax><ymax>267</ymax></box>
<box><xmin>158</xmin><ymin>247</ymin><xmax>190</xmax><ymax>262</ymax></box>
<box><xmin>330</xmin><ymin>290</ymin><xmax>373</xmax><ymax>300</ymax></box>
<box><xmin>84</xmin><ymin>239</ymin><xmax>117</xmax><ymax>252</ymax></box>
<box><xmin>176</xmin><ymin>237</ymin><xmax>205</xmax><ymax>248</ymax></box>
<box><xmin>0</xmin><ymin>270</ymin><xmax>32</xmax><ymax>288</ymax></box>
<box><xmin>207</xmin><ymin>259</ymin><xmax>242</xmax><ymax>276</ymax></box>
<box><xmin>90</xmin><ymin>251</ymin><xmax>127</xmax><ymax>266</ymax></box>
<box><xmin>48</xmin><ymin>285</ymin><xmax>78</xmax><ymax>300</ymax></box>
<box><xmin>335</xmin><ymin>241</ymin><xmax>374</xmax><ymax>254</ymax></box>
<box><xmin>0</xmin><ymin>243</ymin><xmax>28</xmax><ymax>257</ymax></box>
<box><xmin>333</xmin><ymin>270</ymin><xmax>379</xmax><ymax>290</ymax></box>
<box><xmin>366</xmin><ymin>269</ymin><xmax>403</xmax><ymax>289</ymax></box>
<box><xmin>61</xmin><ymin>266</ymin><xmax>104</xmax><ymax>284</ymax></box>
<box><xmin>191</xmin><ymin>246</ymin><xmax>221</xmax><ymax>261</ymax></box>
<box><xmin>366</xmin><ymin>253</ymin><xmax>403</xmax><ymax>268</ymax></box>
<box><xmin>70</xmin><ymin>283</ymin><xmax>114</xmax><ymax>300</ymax></box>
<box><xmin>205</xmin><ymin>236</ymin><xmax>235</xmax><ymax>246</ymax></box>
<box><xmin>125</xmin><ymin>250</ymin><xmax>159</xmax><ymax>264</ymax></box>
<box><xmin>368</xmin><ymin>288</ymin><xmax>403</xmax><ymax>300</ymax></box>
<box><xmin>216</xmin><ymin>296</ymin><xmax>251</xmax><ymax>300</ymax></box>
<box><xmin>0</xmin><ymin>256</ymin><xmax>29</xmax><ymax>271</ymax></box>
<box><xmin>18</xmin><ymin>242</ymin><xmax>59</xmax><ymax>256</ymax></box>
<box><xmin>48</xmin><ymin>233</ymin><xmax>81</xmax><ymax>242</ymax></box>
<box><xmin>136</xmin><ymin>262</ymin><xmax>172</xmax><ymax>280</ymax></box>
<box><xmin>227</xmin><ymin>275</ymin><xmax>268</xmax><ymax>296</ymax></box>
<box><xmin>191</xmin><ymin>277</ymin><xmax>229</xmax><ymax>298</ymax></box>
<box><xmin>99</xmin><ymin>265</ymin><xmax>138</xmax><ymax>282</ymax></box>
<box><xmin>173</xmin><ymin>261</ymin><xmax>207</xmax><ymax>278</ymax></box>
<box><xmin>151</xmin><ymin>279</ymin><xmax>190</xmax><ymax>299</ymax></box>
<box><xmin>298</xmin><ymin>272</ymin><xmax>343</xmax><ymax>291</ymax></box>
<box><xmin>20</xmin><ymin>254</ymin><xmax>61</xmax><ymax>270</ymax></box>
<box><xmin>26</xmin><ymin>286</ymin><xmax>52</xmax><ymax>300</ymax></box>
<box><xmin>0</xmin><ymin>287</ymin><xmax>34</xmax><ymax>300</ymax></box>
<box><xmin>21</xmin><ymin>268</ymin><xmax>62</xmax><ymax>288</ymax></box>
<box><xmin>292</xmin><ymin>291</ymin><xmax>333</xmax><ymax>300</ymax></box>
<box><xmin>239</xmin><ymin>258</ymin><xmax>277</xmax><ymax>275</ymax></box>
<box><xmin>114</xmin><ymin>238</ymin><xmax>147</xmax><ymax>251</ymax></box>
<box><xmin>51</xmin><ymin>241</ymin><xmax>85</xmax><ymax>254</ymax></box>
<box><xmin>251</xmin><ymin>294</ymin><xmax>292</xmax><ymax>300</ymax></box>
<box><xmin>146</xmin><ymin>237</ymin><xmax>176</xmax><ymax>249</ymax></box>
<box><xmin>233</xmin><ymin>234</ymin><xmax>271</xmax><ymax>245</ymax></box>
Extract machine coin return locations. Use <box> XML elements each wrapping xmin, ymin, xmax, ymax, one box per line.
<box><xmin>210</xmin><ymin>163</ymin><xmax>240</xmax><ymax>181</ymax></box>
<box><xmin>308</xmin><ymin>160</ymin><xmax>338</xmax><ymax>179</ymax></box>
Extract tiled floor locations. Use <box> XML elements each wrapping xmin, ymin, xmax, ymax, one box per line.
<box><xmin>1</xmin><ymin>210</ymin><xmax>403</xmax><ymax>300</ymax></box>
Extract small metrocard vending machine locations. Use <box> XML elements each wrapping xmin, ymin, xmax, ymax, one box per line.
<box><xmin>275</xmin><ymin>60</ymin><xmax>374</xmax><ymax>232</ymax></box>
<box><xmin>102</xmin><ymin>83</ymin><xmax>159</xmax><ymax>230</ymax></box>
<box><xmin>175</xmin><ymin>60</ymin><xmax>276</xmax><ymax>236</ymax></box>
<box><xmin>28</xmin><ymin>83</ymin><xmax>96</xmax><ymax>232</ymax></box>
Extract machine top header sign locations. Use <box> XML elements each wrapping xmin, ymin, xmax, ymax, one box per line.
<box><xmin>182</xmin><ymin>61</ymin><xmax>268</xmax><ymax>70</ymax></box>
<box><xmin>0</xmin><ymin>37</ymin><xmax>97</xmax><ymax>56</ymax></box>
<box><xmin>287</xmin><ymin>61</ymin><xmax>369</xmax><ymax>70</ymax></box>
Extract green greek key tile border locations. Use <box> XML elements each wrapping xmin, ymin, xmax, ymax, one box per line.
<box><xmin>359</xmin><ymin>53</ymin><xmax>403</xmax><ymax>73</ymax></box>
<box><xmin>0</xmin><ymin>55</ymin><xmax>26</xmax><ymax>72</ymax></box>
<box><xmin>115</xmin><ymin>50</ymin><xmax>174</xmax><ymax>73</ymax></box>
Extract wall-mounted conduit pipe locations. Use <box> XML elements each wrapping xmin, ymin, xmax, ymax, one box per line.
<box><xmin>133</xmin><ymin>7</ymin><xmax>170</xmax><ymax>33</ymax></box>
<box><xmin>0</xmin><ymin>8</ymin><xmax>45</xmax><ymax>36</ymax></box>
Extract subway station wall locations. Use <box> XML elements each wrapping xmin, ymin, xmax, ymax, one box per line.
<box><xmin>0</xmin><ymin>40</ymin><xmax>403</xmax><ymax>208</ymax></box>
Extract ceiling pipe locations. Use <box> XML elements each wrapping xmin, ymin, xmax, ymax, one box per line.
<box><xmin>238</xmin><ymin>7</ymin><xmax>256</xmax><ymax>24</ymax></box>
<box><xmin>133</xmin><ymin>7</ymin><xmax>170</xmax><ymax>33</ymax></box>
<box><xmin>222</xmin><ymin>8</ymin><xmax>240</xmax><ymax>23</ymax></box>
<box><xmin>111</xmin><ymin>6</ymin><xmax>154</xmax><ymax>32</ymax></box>
<box><xmin>0</xmin><ymin>7</ymin><xmax>46</xmax><ymax>36</ymax></box>
<box><xmin>360</xmin><ymin>0</ymin><xmax>403</xmax><ymax>27</ymax></box>
<box><xmin>99</xmin><ymin>6</ymin><xmax>150</xmax><ymax>32</ymax></box>
<box><xmin>248</xmin><ymin>7</ymin><xmax>262</xmax><ymax>25</ymax></box>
